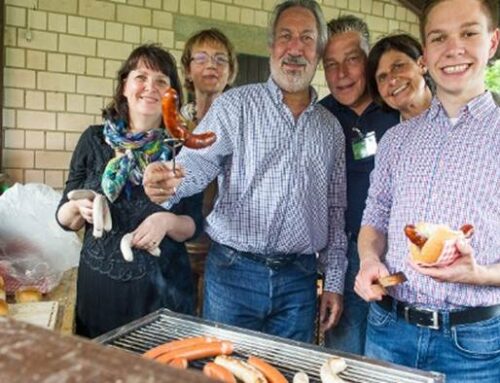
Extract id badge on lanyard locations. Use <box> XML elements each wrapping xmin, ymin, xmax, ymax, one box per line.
<box><xmin>351</xmin><ymin>128</ymin><xmax>377</xmax><ymax>160</ymax></box>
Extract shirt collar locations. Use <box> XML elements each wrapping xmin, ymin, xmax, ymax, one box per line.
<box><xmin>428</xmin><ymin>91</ymin><xmax>497</xmax><ymax>121</ymax></box>
<box><xmin>321</xmin><ymin>94</ymin><xmax>381</xmax><ymax>116</ymax></box>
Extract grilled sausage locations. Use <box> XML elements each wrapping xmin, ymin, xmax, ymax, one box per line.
<box><xmin>161</xmin><ymin>88</ymin><xmax>216</xmax><ymax>149</ymax></box>
<box><xmin>214</xmin><ymin>356</ymin><xmax>267</xmax><ymax>383</ymax></box>
<box><xmin>404</xmin><ymin>224</ymin><xmax>427</xmax><ymax>248</ymax></box>
<box><xmin>155</xmin><ymin>341</ymin><xmax>233</xmax><ymax>364</ymax></box>
<box><xmin>143</xmin><ymin>336</ymin><xmax>218</xmax><ymax>360</ymax></box>
<box><xmin>203</xmin><ymin>362</ymin><xmax>237</xmax><ymax>383</ymax></box>
<box><xmin>247</xmin><ymin>356</ymin><xmax>287</xmax><ymax>383</ymax></box>
<box><xmin>167</xmin><ymin>357</ymin><xmax>188</xmax><ymax>369</ymax></box>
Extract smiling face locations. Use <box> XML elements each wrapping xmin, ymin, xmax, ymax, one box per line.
<box><xmin>423</xmin><ymin>0</ymin><xmax>499</xmax><ymax>102</ymax></box>
<box><xmin>185</xmin><ymin>42</ymin><xmax>231</xmax><ymax>98</ymax></box>
<box><xmin>269</xmin><ymin>6</ymin><xmax>319</xmax><ymax>94</ymax></box>
<box><xmin>323</xmin><ymin>31</ymin><xmax>371</xmax><ymax>115</ymax></box>
<box><xmin>122</xmin><ymin>61</ymin><xmax>170</xmax><ymax>132</ymax></box>
<box><xmin>376</xmin><ymin>49</ymin><xmax>429</xmax><ymax>113</ymax></box>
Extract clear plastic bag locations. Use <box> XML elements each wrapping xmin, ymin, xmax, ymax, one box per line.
<box><xmin>0</xmin><ymin>183</ymin><xmax>81</xmax><ymax>293</ymax></box>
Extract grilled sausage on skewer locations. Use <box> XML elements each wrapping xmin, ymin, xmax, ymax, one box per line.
<box><xmin>162</xmin><ymin>88</ymin><xmax>216</xmax><ymax>149</ymax></box>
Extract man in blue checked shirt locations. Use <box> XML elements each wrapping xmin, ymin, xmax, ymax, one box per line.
<box><xmin>144</xmin><ymin>0</ymin><xmax>347</xmax><ymax>343</ymax></box>
<box><xmin>355</xmin><ymin>0</ymin><xmax>500</xmax><ymax>381</ymax></box>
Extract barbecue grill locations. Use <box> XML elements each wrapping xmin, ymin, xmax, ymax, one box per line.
<box><xmin>96</xmin><ymin>308</ymin><xmax>445</xmax><ymax>383</ymax></box>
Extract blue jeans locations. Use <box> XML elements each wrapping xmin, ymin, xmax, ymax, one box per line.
<box><xmin>202</xmin><ymin>242</ymin><xmax>318</xmax><ymax>342</ymax></box>
<box><xmin>365</xmin><ymin>302</ymin><xmax>500</xmax><ymax>382</ymax></box>
<box><xmin>324</xmin><ymin>238</ymin><xmax>368</xmax><ymax>355</ymax></box>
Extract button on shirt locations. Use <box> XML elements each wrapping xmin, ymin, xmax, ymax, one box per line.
<box><xmin>320</xmin><ymin>95</ymin><xmax>399</xmax><ymax>239</ymax></box>
<box><xmin>164</xmin><ymin>78</ymin><xmax>348</xmax><ymax>293</ymax></box>
<box><xmin>362</xmin><ymin>93</ymin><xmax>500</xmax><ymax>309</ymax></box>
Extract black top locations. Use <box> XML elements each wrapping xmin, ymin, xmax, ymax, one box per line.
<box><xmin>56</xmin><ymin>125</ymin><xmax>204</xmax><ymax>281</ymax></box>
<box><xmin>320</xmin><ymin>96</ymin><xmax>399</xmax><ymax>239</ymax></box>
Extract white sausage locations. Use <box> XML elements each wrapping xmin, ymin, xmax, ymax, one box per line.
<box><xmin>68</xmin><ymin>189</ymin><xmax>96</xmax><ymax>201</ymax></box>
<box><xmin>293</xmin><ymin>371</ymin><xmax>309</xmax><ymax>383</ymax></box>
<box><xmin>102</xmin><ymin>197</ymin><xmax>112</xmax><ymax>232</ymax></box>
<box><xmin>328</xmin><ymin>357</ymin><xmax>347</xmax><ymax>375</ymax></box>
<box><xmin>148</xmin><ymin>247</ymin><xmax>161</xmax><ymax>257</ymax></box>
<box><xmin>120</xmin><ymin>233</ymin><xmax>134</xmax><ymax>262</ymax></box>
<box><xmin>92</xmin><ymin>194</ymin><xmax>105</xmax><ymax>238</ymax></box>
<box><xmin>320</xmin><ymin>357</ymin><xmax>347</xmax><ymax>383</ymax></box>
<box><xmin>214</xmin><ymin>356</ymin><xmax>266</xmax><ymax>383</ymax></box>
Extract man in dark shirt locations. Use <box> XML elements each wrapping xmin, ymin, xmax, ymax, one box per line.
<box><xmin>320</xmin><ymin>15</ymin><xmax>399</xmax><ymax>355</ymax></box>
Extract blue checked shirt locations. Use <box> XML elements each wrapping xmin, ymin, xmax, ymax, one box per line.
<box><xmin>362</xmin><ymin>92</ymin><xmax>500</xmax><ymax>309</ymax></box>
<box><xmin>165</xmin><ymin>78</ymin><xmax>348</xmax><ymax>293</ymax></box>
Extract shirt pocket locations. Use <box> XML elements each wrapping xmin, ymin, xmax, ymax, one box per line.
<box><xmin>451</xmin><ymin>315</ymin><xmax>500</xmax><ymax>358</ymax></box>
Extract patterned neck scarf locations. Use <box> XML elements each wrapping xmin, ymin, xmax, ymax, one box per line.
<box><xmin>101</xmin><ymin>119</ymin><xmax>171</xmax><ymax>202</ymax></box>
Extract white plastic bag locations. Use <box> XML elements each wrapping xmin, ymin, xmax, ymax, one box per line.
<box><xmin>0</xmin><ymin>183</ymin><xmax>81</xmax><ymax>293</ymax></box>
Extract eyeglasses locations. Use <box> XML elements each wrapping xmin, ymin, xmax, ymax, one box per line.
<box><xmin>190</xmin><ymin>52</ymin><xmax>230</xmax><ymax>67</ymax></box>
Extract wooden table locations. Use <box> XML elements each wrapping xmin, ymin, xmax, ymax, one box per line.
<box><xmin>0</xmin><ymin>317</ymin><xmax>215</xmax><ymax>382</ymax></box>
<box><xmin>44</xmin><ymin>267</ymin><xmax>77</xmax><ymax>335</ymax></box>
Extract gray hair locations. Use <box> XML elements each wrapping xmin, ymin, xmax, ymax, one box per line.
<box><xmin>268</xmin><ymin>0</ymin><xmax>328</xmax><ymax>56</ymax></box>
<box><xmin>327</xmin><ymin>15</ymin><xmax>370</xmax><ymax>55</ymax></box>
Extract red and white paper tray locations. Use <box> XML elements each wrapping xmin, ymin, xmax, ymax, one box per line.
<box><xmin>415</xmin><ymin>238</ymin><xmax>465</xmax><ymax>268</ymax></box>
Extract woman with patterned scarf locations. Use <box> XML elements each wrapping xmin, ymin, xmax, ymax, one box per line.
<box><xmin>56</xmin><ymin>44</ymin><xmax>203</xmax><ymax>338</ymax></box>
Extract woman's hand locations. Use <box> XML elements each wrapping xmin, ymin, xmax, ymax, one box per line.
<box><xmin>73</xmin><ymin>198</ymin><xmax>95</xmax><ymax>223</ymax></box>
<box><xmin>57</xmin><ymin>198</ymin><xmax>95</xmax><ymax>231</ymax></box>
<box><xmin>131</xmin><ymin>212</ymin><xmax>172</xmax><ymax>251</ymax></box>
<box><xmin>143</xmin><ymin>161</ymin><xmax>185</xmax><ymax>204</ymax></box>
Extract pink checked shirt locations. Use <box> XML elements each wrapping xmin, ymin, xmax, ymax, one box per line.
<box><xmin>362</xmin><ymin>92</ymin><xmax>500</xmax><ymax>309</ymax></box>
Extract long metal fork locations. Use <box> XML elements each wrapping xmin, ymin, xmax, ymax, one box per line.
<box><xmin>163</xmin><ymin>137</ymin><xmax>184</xmax><ymax>173</ymax></box>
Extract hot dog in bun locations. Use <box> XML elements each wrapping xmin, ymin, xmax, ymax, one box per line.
<box><xmin>404</xmin><ymin>223</ymin><xmax>473</xmax><ymax>265</ymax></box>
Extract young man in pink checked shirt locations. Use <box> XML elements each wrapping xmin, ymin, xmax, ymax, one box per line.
<box><xmin>355</xmin><ymin>0</ymin><xmax>500</xmax><ymax>381</ymax></box>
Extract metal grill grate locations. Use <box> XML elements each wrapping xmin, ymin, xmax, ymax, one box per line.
<box><xmin>96</xmin><ymin>309</ymin><xmax>445</xmax><ymax>383</ymax></box>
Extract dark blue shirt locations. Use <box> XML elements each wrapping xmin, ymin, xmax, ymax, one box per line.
<box><xmin>320</xmin><ymin>95</ymin><xmax>399</xmax><ymax>239</ymax></box>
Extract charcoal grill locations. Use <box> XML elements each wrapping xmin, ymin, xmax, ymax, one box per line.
<box><xmin>96</xmin><ymin>308</ymin><xmax>445</xmax><ymax>383</ymax></box>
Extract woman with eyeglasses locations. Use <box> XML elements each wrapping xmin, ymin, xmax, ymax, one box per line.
<box><xmin>180</xmin><ymin>28</ymin><xmax>238</xmax><ymax>124</ymax></box>
<box><xmin>56</xmin><ymin>44</ymin><xmax>203</xmax><ymax>338</ymax></box>
<box><xmin>367</xmin><ymin>34</ymin><xmax>433</xmax><ymax>121</ymax></box>
<box><xmin>178</xmin><ymin>29</ymin><xmax>238</xmax><ymax>314</ymax></box>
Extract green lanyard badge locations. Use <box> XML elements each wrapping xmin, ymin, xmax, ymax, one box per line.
<box><xmin>351</xmin><ymin>128</ymin><xmax>377</xmax><ymax>160</ymax></box>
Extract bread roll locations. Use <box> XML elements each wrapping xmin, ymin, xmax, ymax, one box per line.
<box><xmin>0</xmin><ymin>299</ymin><xmax>8</xmax><ymax>316</ymax></box>
<box><xmin>407</xmin><ymin>223</ymin><xmax>465</xmax><ymax>264</ymax></box>
<box><xmin>378</xmin><ymin>272</ymin><xmax>407</xmax><ymax>287</ymax></box>
<box><xmin>15</xmin><ymin>287</ymin><xmax>42</xmax><ymax>303</ymax></box>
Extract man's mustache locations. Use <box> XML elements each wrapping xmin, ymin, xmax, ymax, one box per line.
<box><xmin>282</xmin><ymin>55</ymin><xmax>308</xmax><ymax>66</ymax></box>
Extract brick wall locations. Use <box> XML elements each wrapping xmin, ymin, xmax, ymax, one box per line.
<box><xmin>2</xmin><ymin>0</ymin><xmax>419</xmax><ymax>188</ymax></box>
